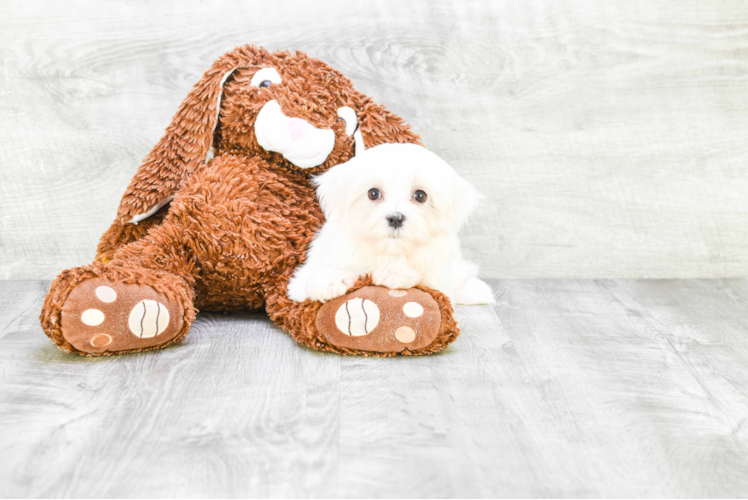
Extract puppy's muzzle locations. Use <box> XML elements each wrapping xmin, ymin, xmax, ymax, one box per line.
<box><xmin>386</xmin><ymin>213</ymin><xmax>405</xmax><ymax>229</ymax></box>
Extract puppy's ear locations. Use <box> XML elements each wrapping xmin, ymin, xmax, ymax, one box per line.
<box><xmin>448</xmin><ymin>172</ymin><xmax>484</xmax><ymax>232</ymax></box>
<box><xmin>115</xmin><ymin>45</ymin><xmax>267</xmax><ymax>225</ymax></box>
<box><xmin>313</xmin><ymin>160</ymin><xmax>356</xmax><ymax>220</ymax></box>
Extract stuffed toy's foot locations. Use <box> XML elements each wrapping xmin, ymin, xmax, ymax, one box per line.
<box><xmin>60</xmin><ymin>278</ymin><xmax>186</xmax><ymax>355</ymax></box>
<box><xmin>266</xmin><ymin>276</ymin><xmax>459</xmax><ymax>356</ymax></box>
<box><xmin>41</xmin><ymin>263</ymin><xmax>195</xmax><ymax>356</ymax></box>
<box><xmin>315</xmin><ymin>285</ymin><xmax>458</xmax><ymax>355</ymax></box>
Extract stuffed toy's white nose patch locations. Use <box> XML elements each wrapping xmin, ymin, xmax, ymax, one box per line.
<box><xmin>255</xmin><ymin>100</ymin><xmax>336</xmax><ymax>169</ymax></box>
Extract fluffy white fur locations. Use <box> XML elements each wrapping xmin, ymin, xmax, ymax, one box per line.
<box><xmin>288</xmin><ymin>143</ymin><xmax>495</xmax><ymax>305</ymax></box>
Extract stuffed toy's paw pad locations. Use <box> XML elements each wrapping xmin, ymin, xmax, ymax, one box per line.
<box><xmin>60</xmin><ymin>278</ymin><xmax>184</xmax><ymax>354</ymax></box>
<box><xmin>316</xmin><ymin>286</ymin><xmax>441</xmax><ymax>354</ymax></box>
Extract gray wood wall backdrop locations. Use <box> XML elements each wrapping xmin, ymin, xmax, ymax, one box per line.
<box><xmin>2</xmin><ymin>0</ymin><xmax>748</xmax><ymax>280</ymax></box>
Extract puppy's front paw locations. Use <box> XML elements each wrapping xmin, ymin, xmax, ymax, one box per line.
<box><xmin>373</xmin><ymin>267</ymin><xmax>422</xmax><ymax>291</ymax></box>
<box><xmin>307</xmin><ymin>269</ymin><xmax>359</xmax><ymax>303</ymax></box>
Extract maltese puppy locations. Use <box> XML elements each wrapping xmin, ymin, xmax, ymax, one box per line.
<box><xmin>288</xmin><ymin>143</ymin><xmax>495</xmax><ymax>305</ymax></box>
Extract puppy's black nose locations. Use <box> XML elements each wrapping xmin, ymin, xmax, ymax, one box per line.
<box><xmin>386</xmin><ymin>213</ymin><xmax>405</xmax><ymax>228</ymax></box>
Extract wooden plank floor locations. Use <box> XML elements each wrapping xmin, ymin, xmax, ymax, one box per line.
<box><xmin>2</xmin><ymin>279</ymin><xmax>748</xmax><ymax>497</ymax></box>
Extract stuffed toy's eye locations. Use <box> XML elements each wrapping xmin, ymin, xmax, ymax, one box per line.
<box><xmin>250</xmin><ymin>68</ymin><xmax>282</xmax><ymax>88</ymax></box>
<box><xmin>368</xmin><ymin>188</ymin><xmax>381</xmax><ymax>200</ymax></box>
<box><xmin>413</xmin><ymin>190</ymin><xmax>428</xmax><ymax>203</ymax></box>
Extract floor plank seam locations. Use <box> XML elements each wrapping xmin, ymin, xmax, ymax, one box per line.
<box><xmin>1</xmin><ymin>292</ymin><xmax>44</xmax><ymax>336</ymax></box>
<box><xmin>600</xmin><ymin>280</ymin><xmax>726</xmax><ymax>413</ymax></box>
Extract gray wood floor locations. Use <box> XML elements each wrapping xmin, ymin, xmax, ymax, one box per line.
<box><xmin>2</xmin><ymin>279</ymin><xmax>748</xmax><ymax>497</ymax></box>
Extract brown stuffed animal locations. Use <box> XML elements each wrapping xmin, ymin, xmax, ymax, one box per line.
<box><xmin>39</xmin><ymin>45</ymin><xmax>459</xmax><ymax>357</ymax></box>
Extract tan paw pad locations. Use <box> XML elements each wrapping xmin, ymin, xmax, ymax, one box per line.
<box><xmin>334</xmin><ymin>298</ymin><xmax>380</xmax><ymax>336</ymax></box>
<box><xmin>402</xmin><ymin>302</ymin><xmax>424</xmax><ymax>318</ymax></box>
<box><xmin>95</xmin><ymin>285</ymin><xmax>117</xmax><ymax>303</ymax></box>
<box><xmin>395</xmin><ymin>326</ymin><xmax>416</xmax><ymax>343</ymax></box>
<box><xmin>90</xmin><ymin>334</ymin><xmax>112</xmax><ymax>348</ymax></box>
<box><xmin>128</xmin><ymin>300</ymin><xmax>170</xmax><ymax>338</ymax></box>
<box><xmin>81</xmin><ymin>309</ymin><xmax>105</xmax><ymax>326</ymax></box>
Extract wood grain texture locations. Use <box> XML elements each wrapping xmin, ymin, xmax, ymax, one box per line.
<box><xmin>2</xmin><ymin>279</ymin><xmax>748</xmax><ymax>497</ymax></box>
<box><xmin>2</xmin><ymin>0</ymin><xmax>748</xmax><ymax>280</ymax></box>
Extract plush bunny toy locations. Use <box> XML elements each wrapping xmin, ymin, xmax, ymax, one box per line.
<box><xmin>40</xmin><ymin>45</ymin><xmax>459</xmax><ymax>357</ymax></box>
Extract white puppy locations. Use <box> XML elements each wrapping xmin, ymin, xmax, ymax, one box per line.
<box><xmin>288</xmin><ymin>143</ymin><xmax>495</xmax><ymax>305</ymax></box>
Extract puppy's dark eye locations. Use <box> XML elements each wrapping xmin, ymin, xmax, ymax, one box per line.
<box><xmin>259</xmin><ymin>80</ymin><xmax>272</xmax><ymax>88</ymax></box>
<box><xmin>413</xmin><ymin>190</ymin><xmax>428</xmax><ymax>203</ymax></box>
<box><xmin>368</xmin><ymin>188</ymin><xmax>381</xmax><ymax>201</ymax></box>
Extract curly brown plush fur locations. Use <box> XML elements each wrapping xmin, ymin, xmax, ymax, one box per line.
<box><xmin>40</xmin><ymin>45</ymin><xmax>460</xmax><ymax>357</ymax></box>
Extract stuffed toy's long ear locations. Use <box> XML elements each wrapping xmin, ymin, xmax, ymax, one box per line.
<box><xmin>115</xmin><ymin>53</ymin><xmax>247</xmax><ymax>225</ymax></box>
<box><xmin>355</xmin><ymin>97</ymin><xmax>421</xmax><ymax>150</ymax></box>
